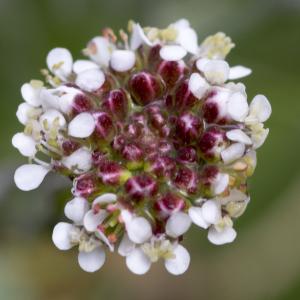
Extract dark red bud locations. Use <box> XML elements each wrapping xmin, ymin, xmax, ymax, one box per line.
<box><xmin>173</xmin><ymin>79</ymin><xmax>198</xmax><ymax>111</ymax></box>
<box><xmin>62</xmin><ymin>140</ymin><xmax>80</xmax><ymax>156</ymax></box>
<box><xmin>72</xmin><ymin>94</ymin><xmax>92</xmax><ymax>115</ymax></box>
<box><xmin>102</xmin><ymin>89</ymin><xmax>128</xmax><ymax>119</ymax></box>
<box><xmin>173</xmin><ymin>167</ymin><xmax>199</xmax><ymax>194</ymax></box>
<box><xmin>177</xmin><ymin>146</ymin><xmax>197</xmax><ymax>163</ymax></box>
<box><xmin>121</xmin><ymin>143</ymin><xmax>143</xmax><ymax>162</ymax></box>
<box><xmin>154</xmin><ymin>193</ymin><xmax>185</xmax><ymax>219</ymax></box>
<box><xmin>94</xmin><ymin>111</ymin><xmax>115</xmax><ymax>141</ymax></box>
<box><xmin>98</xmin><ymin>160</ymin><xmax>128</xmax><ymax>185</ymax></box>
<box><xmin>74</xmin><ymin>173</ymin><xmax>97</xmax><ymax>197</ymax></box>
<box><xmin>146</xmin><ymin>155</ymin><xmax>176</xmax><ymax>178</ymax></box>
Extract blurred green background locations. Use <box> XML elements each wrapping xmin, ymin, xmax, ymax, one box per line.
<box><xmin>0</xmin><ymin>0</ymin><xmax>300</xmax><ymax>299</ymax></box>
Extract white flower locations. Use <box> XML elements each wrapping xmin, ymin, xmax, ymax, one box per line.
<box><xmin>46</xmin><ymin>48</ymin><xmax>73</xmax><ymax>81</ymax></box>
<box><xmin>52</xmin><ymin>222</ymin><xmax>106</xmax><ymax>272</ymax></box>
<box><xmin>110</xmin><ymin>50</ymin><xmax>136</xmax><ymax>72</ymax></box>
<box><xmin>12</xmin><ymin>132</ymin><xmax>37</xmax><ymax>157</ymax></box>
<box><xmin>165</xmin><ymin>212</ymin><xmax>191</xmax><ymax>238</ymax></box>
<box><xmin>39</xmin><ymin>109</ymin><xmax>66</xmax><ymax>130</ymax></box>
<box><xmin>188</xmin><ymin>73</ymin><xmax>210</xmax><ymax>99</ymax></box>
<box><xmin>207</xmin><ymin>225</ymin><xmax>237</xmax><ymax>245</ymax></box>
<box><xmin>75</xmin><ymin>68</ymin><xmax>105</xmax><ymax>92</ymax></box>
<box><xmin>14</xmin><ymin>164</ymin><xmax>50</xmax><ymax>191</ymax></box>
<box><xmin>130</xmin><ymin>23</ymin><xmax>153</xmax><ymax>50</ymax></box>
<box><xmin>211</xmin><ymin>172</ymin><xmax>229</xmax><ymax>195</ymax></box>
<box><xmin>61</xmin><ymin>147</ymin><xmax>92</xmax><ymax>173</ymax></box>
<box><xmin>68</xmin><ymin>112</ymin><xmax>95</xmax><ymax>138</ymax></box>
<box><xmin>21</xmin><ymin>80</ymin><xmax>44</xmax><ymax>107</ymax></box>
<box><xmin>228</xmin><ymin>65</ymin><xmax>252</xmax><ymax>80</ymax></box>
<box><xmin>221</xmin><ymin>143</ymin><xmax>246</xmax><ymax>164</ymax></box>
<box><xmin>159</xmin><ymin>45</ymin><xmax>187</xmax><ymax>61</ymax></box>
<box><xmin>226</xmin><ymin>129</ymin><xmax>252</xmax><ymax>145</ymax></box>
<box><xmin>202</xmin><ymin>59</ymin><xmax>230</xmax><ymax>85</ymax></box>
<box><xmin>64</xmin><ymin>197</ymin><xmax>90</xmax><ymax>225</ymax></box>
<box><xmin>16</xmin><ymin>103</ymin><xmax>42</xmax><ymax>125</ymax></box>
<box><xmin>126</xmin><ymin>216</ymin><xmax>152</xmax><ymax>244</ymax></box>
<box><xmin>73</xmin><ymin>59</ymin><xmax>99</xmax><ymax>74</ymax></box>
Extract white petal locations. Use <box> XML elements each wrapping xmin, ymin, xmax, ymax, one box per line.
<box><xmin>83</xmin><ymin>210</ymin><xmax>108</xmax><ymax>232</ymax></box>
<box><xmin>176</xmin><ymin>27</ymin><xmax>198</xmax><ymax>54</ymax></box>
<box><xmin>126</xmin><ymin>247</ymin><xmax>151</xmax><ymax>275</ymax></box>
<box><xmin>208</xmin><ymin>226</ymin><xmax>237</xmax><ymax>245</ymax></box>
<box><xmin>212</xmin><ymin>173</ymin><xmax>229</xmax><ymax>195</ymax></box>
<box><xmin>21</xmin><ymin>82</ymin><xmax>42</xmax><ymax>107</ymax></box>
<box><xmin>166</xmin><ymin>212</ymin><xmax>191</xmax><ymax>238</ymax></box>
<box><xmin>16</xmin><ymin>103</ymin><xmax>33</xmax><ymax>125</ymax></box>
<box><xmin>120</xmin><ymin>210</ymin><xmax>133</xmax><ymax>224</ymax></box>
<box><xmin>39</xmin><ymin>109</ymin><xmax>66</xmax><ymax>129</ymax></box>
<box><xmin>40</xmin><ymin>89</ymin><xmax>61</xmax><ymax>111</ymax></box>
<box><xmin>201</xmin><ymin>200</ymin><xmax>221</xmax><ymax>224</ymax></box>
<box><xmin>12</xmin><ymin>132</ymin><xmax>37</xmax><ymax>157</ymax></box>
<box><xmin>73</xmin><ymin>60</ymin><xmax>99</xmax><ymax>74</ymax></box>
<box><xmin>61</xmin><ymin>147</ymin><xmax>92</xmax><ymax>173</ymax></box>
<box><xmin>171</xmin><ymin>19</ymin><xmax>190</xmax><ymax>30</ymax></box>
<box><xmin>164</xmin><ymin>244</ymin><xmax>190</xmax><ymax>275</ymax></box>
<box><xmin>46</xmin><ymin>48</ymin><xmax>73</xmax><ymax>80</ymax></box>
<box><xmin>227</xmin><ymin>92</ymin><xmax>249</xmax><ymax>122</ymax></box>
<box><xmin>160</xmin><ymin>45</ymin><xmax>187</xmax><ymax>61</ymax></box>
<box><xmin>14</xmin><ymin>164</ymin><xmax>49</xmax><ymax>191</ymax></box>
<box><xmin>196</xmin><ymin>57</ymin><xmax>210</xmax><ymax>72</ymax></box>
<box><xmin>92</xmin><ymin>193</ymin><xmax>117</xmax><ymax>207</ymax></box>
<box><xmin>56</xmin><ymin>86</ymin><xmax>83</xmax><ymax>114</ymax></box>
<box><xmin>188</xmin><ymin>73</ymin><xmax>210</xmax><ymax>99</ymax></box>
<box><xmin>226</xmin><ymin>129</ymin><xmax>252</xmax><ymax>145</ymax></box>
<box><xmin>252</xmin><ymin>127</ymin><xmax>269</xmax><ymax>149</ymax></box>
<box><xmin>68</xmin><ymin>112</ymin><xmax>95</xmax><ymax>138</ymax></box>
<box><xmin>188</xmin><ymin>207</ymin><xmax>210</xmax><ymax>229</ymax></box>
<box><xmin>249</xmin><ymin>95</ymin><xmax>272</xmax><ymax>123</ymax></box>
<box><xmin>64</xmin><ymin>197</ymin><xmax>89</xmax><ymax>224</ymax></box>
<box><xmin>221</xmin><ymin>143</ymin><xmax>245</xmax><ymax>164</ymax></box>
<box><xmin>126</xmin><ymin>217</ymin><xmax>152</xmax><ymax>244</ymax></box>
<box><xmin>203</xmin><ymin>60</ymin><xmax>230</xmax><ymax>85</ymax></box>
<box><xmin>229</xmin><ymin>65</ymin><xmax>252</xmax><ymax>80</ymax></box>
<box><xmin>110</xmin><ymin>50</ymin><xmax>136</xmax><ymax>72</ymax></box>
<box><xmin>86</xmin><ymin>37</ymin><xmax>113</xmax><ymax>67</ymax></box>
<box><xmin>52</xmin><ymin>222</ymin><xmax>74</xmax><ymax>250</ymax></box>
<box><xmin>75</xmin><ymin>68</ymin><xmax>105</xmax><ymax>92</ymax></box>
<box><xmin>130</xmin><ymin>23</ymin><xmax>153</xmax><ymax>50</ymax></box>
<box><xmin>78</xmin><ymin>247</ymin><xmax>106</xmax><ymax>272</ymax></box>
<box><xmin>118</xmin><ymin>233</ymin><xmax>135</xmax><ymax>257</ymax></box>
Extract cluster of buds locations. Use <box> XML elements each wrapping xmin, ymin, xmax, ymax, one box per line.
<box><xmin>12</xmin><ymin>19</ymin><xmax>271</xmax><ymax>275</ymax></box>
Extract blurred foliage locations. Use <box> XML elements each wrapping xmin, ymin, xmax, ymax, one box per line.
<box><xmin>0</xmin><ymin>0</ymin><xmax>300</xmax><ymax>299</ymax></box>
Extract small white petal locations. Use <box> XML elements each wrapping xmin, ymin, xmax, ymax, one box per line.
<box><xmin>64</xmin><ymin>197</ymin><xmax>89</xmax><ymax>224</ymax></box>
<box><xmin>110</xmin><ymin>50</ymin><xmax>136</xmax><ymax>72</ymax></box>
<box><xmin>118</xmin><ymin>233</ymin><xmax>135</xmax><ymax>257</ymax></box>
<box><xmin>188</xmin><ymin>207</ymin><xmax>210</xmax><ymax>229</ymax></box>
<box><xmin>212</xmin><ymin>173</ymin><xmax>229</xmax><ymax>195</ymax></box>
<box><xmin>21</xmin><ymin>82</ymin><xmax>42</xmax><ymax>107</ymax></box>
<box><xmin>120</xmin><ymin>210</ymin><xmax>133</xmax><ymax>224</ymax></box>
<box><xmin>40</xmin><ymin>89</ymin><xmax>61</xmax><ymax>111</ymax></box>
<box><xmin>227</xmin><ymin>92</ymin><xmax>249</xmax><ymax>122</ymax></box>
<box><xmin>252</xmin><ymin>127</ymin><xmax>269</xmax><ymax>149</ymax></box>
<box><xmin>249</xmin><ymin>95</ymin><xmax>272</xmax><ymax>123</ymax></box>
<box><xmin>126</xmin><ymin>247</ymin><xmax>151</xmax><ymax>275</ymax></box>
<box><xmin>221</xmin><ymin>143</ymin><xmax>245</xmax><ymax>164</ymax></box>
<box><xmin>12</xmin><ymin>133</ymin><xmax>37</xmax><ymax>157</ymax></box>
<box><xmin>86</xmin><ymin>37</ymin><xmax>113</xmax><ymax>67</ymax></box>
<box><xmin>229</xmin><ymin>65</ymin><xmax>252</xmax><ymax>80</ymax></box>
<box><xmin>56</xmin><ymin>86</ymin><xmax>83</xmax><ymax>114</ymax></box>
<box><xmin>208</xmin><ymin>226</ymin><xmax>237</xmax><ymax>245</ymax></box>
<box><xmin>75</xmin><ymin>68</ymin><xmax>105</xmax><ymax>92</ymax></box>
<box><xmin>68</xmin><ymin>112</ymin><xmax>95</xmax><ymax>138</ymax></box>
<box><xmin>52</xmin><ymin>222</ymin><xmax>74</xmax><ymax>250</ymax></box>
<box><xmin>16</xmin><ymin>103</ymin><xmax>33</xmax><ymax>125</ymax></box>
<box><xmin>226</xmin><ymin>129</ymin><xmax>252</xmax><ymax>145</ymax></box>
<box><xmin>39</xmin><ymin>109</ymin><xmax>66</xmax><ymax>129</ymax></box>
<box><xmin>201</xmin><ymin>200</ymin><xmax>221</xmax><ymax>224</ymax></box>
<box><xmin>61</xmin><ymin>147</ymin><xmax>92</xmax><ymax>173</ymax></box>
<box><xmin>14</xmin><ymin>164</ymin><xmax>49</xmax><ymax>191</ymax></box>
<box><xmin>130</xmin><ymin>23</ymin><xmax>153</xmax><ymax>50</ymax></box>
<box><xmin>83</xmin><ymin>210</ymin><xmax>108</xmax><ymax>232</ymax></box>
<box><xmin>92</xmin><ymin>193</ymin><xmax>117</xmax><ymax>207</ymax></box>
<box><xmin>188</xmin><ymin>73</ymin><xmax>210</xmax><ymax>99</ymax></box>
<box><xmin>160</xmin><ymin>45</ymin><xmax>187</xmax><ymax>61</ymax></box>
<box><xmin>46</xmin><ymin>48</ymin><xmax>73</xmax><ymax>80</ymax></box>
<box><xmin>127</xmin><ymin>217</ymin><xmax>152</xmax><ymax>244</ymax></box>
<box><xmin>176</xmin><ymin>27</ymin><xmax>198</xmax><ymax>54</ymax></box>
<box><xmin>166</xmin><ymin>212</ymin><xmax>191</xmax><ymax>238</ymax></box>
<box><xmin>164</xmin><ymin>244</ymin><xmax>190</xmax><ymax>275</ymax></box>
<box><xmin>78</xmin><ymin>247</ymin><xmax>106</xmax><ymax>272</ymax></box>
<box><xmin>171</xmin><ymin>19</ymin><xmax>190</xmax><ymax>30</ymax></box>
<box><xmin>203</xmin><ymin>60</ymin><xmax>230</xmax><ymax>85</ymax></box>
<box><xmin>73</xmin><ymin>60</ymin><xmax>99</xmax><ymax>74</ymax></box>
<box><xmin>196</xmin><ymin>57</ymin><xmax>210</xmax><ymax>72</ymax></box>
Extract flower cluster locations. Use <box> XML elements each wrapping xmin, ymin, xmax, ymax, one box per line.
<box><xmin>12</xmin><ymin>19</ymin><xmax>271</xmax><ymax>275</ymax></box>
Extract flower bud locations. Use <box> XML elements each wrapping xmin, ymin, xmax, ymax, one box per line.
<box><xmin>145</xmin><ymin>155</ymin><xmax>176</xmax><ymax>178</ymax></box>
<box><xmin>72</xmin><ymin>94</ymin><xmax>92</xmax><ymax>115</ymax></box>
<box><xmin>62</xmin><ymin>140</ymin><xmax>80</xmax><ymax>156</ymax></box>
<box><xmin>128</xmin><ymin>71</ymin><xmax>165</xmax><ymax>105</ymax></box>
<box><xmin>73</xmin><ymin>173</ymin><xmax>97</xmax><ymax>197</ymax></box>
<box><xmin>173</xmin><ymin>79</ymin><xmax>198</xmax><ymax>111</ymax></box>
<box><xmin>125</xmin><ymin>174</ymin><xmax>158</xmax><ymax>201</ymax></box>
<box><xmin>101</xmin><ymin>89</ymin><xmax>128</xmax><ymax>119</ymax></box>
<box><xmin>98</xmin><ymin>160</ymin><xmax>131</xmax><ymax>185</ymax></box>
<box><xmin>93</xmin><ymin>111</ymin><xmax>115</xmax><ymax>141</ymax></box>
<box><xmin>176</xmin><ymin>146</ymin><xmax>197</xmax><ymax>163</ymax></box>
<box><xmin>173</xmin><ymin>166</ymin><xmax>199</xmax><ymax>194</ymax></box>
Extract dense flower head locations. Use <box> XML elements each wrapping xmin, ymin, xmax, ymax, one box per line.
<box><xmin>12</xmin><ymin>19</ymin><xmax>271</xmax><ymax>275</ymax></box>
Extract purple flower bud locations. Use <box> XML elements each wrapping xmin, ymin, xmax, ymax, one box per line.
<box><xmin>93</xmin><ymin>111</ymin><xmax>115</xmax><ymax>141</ymax></box>
<box><xmin>72</xmin><ymin>94</ymin><xmax>92</xmax><ymax>115</ymax></box>
<box><xmin>148</xmin><ymin>44</ymin><xmax>162</xmax><ymax>71</ymax></box>
<box><xmin>157</xmin><ymin>60</ymin><xmax>186</xmax><ymax>89</ymax></box>
<box><xmin>62</xmin><ymin>140</ymin><xmax>80</xmax><ymax>156</ymax></box>
<box><xmin>121</xmin><ymin>143</ymin><xmax>143</xmax><ymax>162</ymax></box>
<box><xmin>73</xmin><ymin>173</ymin><xmax>97</xmax><ymax>197</ymax></box>
<box><xmin>173</xmin><ymin>79</ymin><xmax>198</xmax><ymax>111</ymax></box>
<box><xmin>198</xmin><ymin>127</ymin><xmax>227</xmax><ymax>161</ymax></box>
<box><xmin>177</xmin><ymin>146</ymin><xmax>197</xmax><ymax>163</ymax></box>
<box><xmin>154</xmin><ymin>193</ymin><xmax>185</xmax><ymax>220</ymax></box>
<box><xmin>175</xmin><ymin>112</ymin><xmax>203</xmax><ymax>144</ymax></box>
<box><xmin>112</xmin><ymin>135</ymin><xmax>126</xmax><ymax>152</ymax></box>
<box><xmin>146</xmin><ymin>155</ymin><xmax>176</xmax><ymax>178</ymax></box>
<box><xmin>102</xmin><ymin>89</ymin><xmax>128</xmax><ymax>119</ymax></box>
<box><xmin>173</xmin><ymin>166</ymin><xmax>199</xmax><ymax>194</ymax></box>
<box><xmin>125</xmin><ymin>174</ymin><xmax>158</xmax><ymax>201</ymax></box>
<box><xmin>128</xmin><ymin>71</ymin><xmax>165</xmax><ymax>105</ymax></box>
<box><xmin>91</xmin><ymin>150</ymin><xmax>107</xmax><ymax>166</ymax></box>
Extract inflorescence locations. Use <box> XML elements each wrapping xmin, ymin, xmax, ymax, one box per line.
<box><xmin>12</xmin><ymin>19</ymin><xmax>271</xmax><ymax>275</ymax></box>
